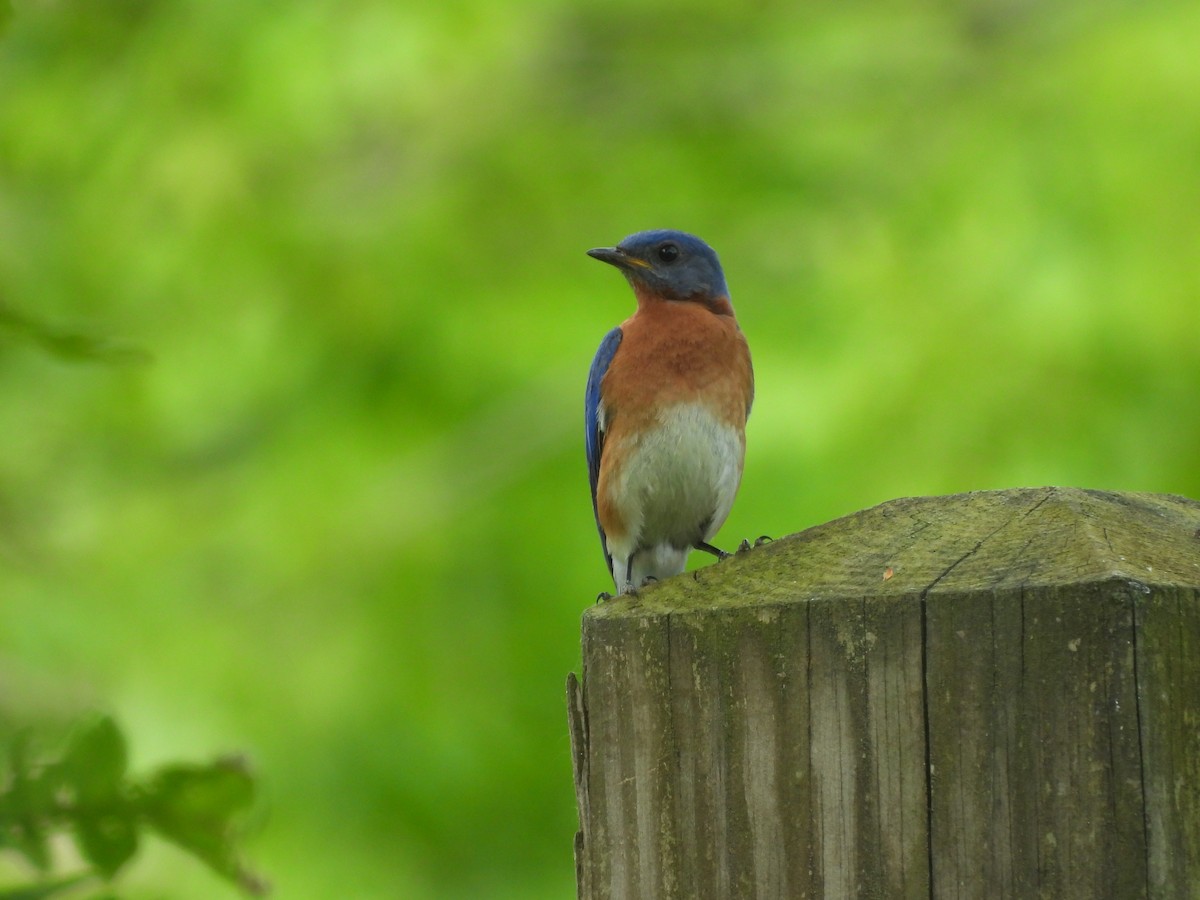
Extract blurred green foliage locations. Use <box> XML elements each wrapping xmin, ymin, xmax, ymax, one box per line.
<box><xmin>1</xmin><ymin>0</ymin><xmax>1197</xmax><ymax>896</ymax></box>
<box><xmin>1</xmin><ymin>716</ymin><xmax>262</xmax><ymax>897</ymax></box>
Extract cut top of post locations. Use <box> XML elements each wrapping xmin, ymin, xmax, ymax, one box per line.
<box><xmin>586</xmin><ymin>487</ymin><xmax>1200</xmax><ymax>618</ymax></box>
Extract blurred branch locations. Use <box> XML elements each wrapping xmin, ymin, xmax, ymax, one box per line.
<box><xmin>0</xmin><ymin>302</ymin><xmax>151</xmax><ymax>367</ymax></box>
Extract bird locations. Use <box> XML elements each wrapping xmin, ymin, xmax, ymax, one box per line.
<box><xmin>585</xmin><ymin>229</ymin><xmax>754</xmax><ymax>595</ymax></box>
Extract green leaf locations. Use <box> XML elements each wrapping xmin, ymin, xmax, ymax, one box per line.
<box><xmin>2</xmin><ymin>814</ymin><xmax>51</xmax><ymax>873</ymax></box>
<box><xmin>74</xmin><ymin>810</ymin><xmax>138</xmax><ymax>880</ymax></box>
<box><xmin>140</xmin><ymin>756</ymin><xmax>266</xmax><ymax>894</ymax></box>
<box><xmin>59</xmin><ymin>717</ymin><xmax>126</xmax><ymax>803</ymax></box>
<box><xmin>2</xmin><ymin>733</ymin><xmax>52</xmax><ymax>871</ymax></box>
<box><xmin>51</xmin><ymin>718</ymin><xmax>138</xmax><ymax>878</ymax></box>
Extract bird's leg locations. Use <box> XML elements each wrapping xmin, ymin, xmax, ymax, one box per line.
<box><xmin>695</xmin><ymin>541</ymin><xmax>731</xmax><ymax>560</ymax></box>
<box><xmin>595</xmin><ymin>591</ymin><xmax>613</xmax><ymax>603</ymax></box>
<box><xmin>614</xmin><ymin>554</ymin><xmax>639</xmax><ymax>595</ymax></box>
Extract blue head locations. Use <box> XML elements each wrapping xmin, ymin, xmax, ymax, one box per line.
<box><xmin>587</xmin><ymin>230</ymin><xmax>730</xmax><ymax>304</ymax></box>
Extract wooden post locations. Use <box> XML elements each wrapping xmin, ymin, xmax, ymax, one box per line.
<box><xmin>567</xmin><ymin>487</ymin><xmax>1200</xmax><ymax>899</ymax></box>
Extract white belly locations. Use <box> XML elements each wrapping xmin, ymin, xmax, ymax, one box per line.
<box><xmin>605</xmin><ymin>402</ymin><xmax>744</xmax><ymax>588</ymax></box>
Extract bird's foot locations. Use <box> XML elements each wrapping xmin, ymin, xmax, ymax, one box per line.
<box><xmin>737</xmin><ymin>535</ymin><xmax>774</xmax><ymax>553</ymax></box>
<box><xmin>600</xmin><ymin>574</ymin><xmax>660</xmax><ymax>600</ymax></box>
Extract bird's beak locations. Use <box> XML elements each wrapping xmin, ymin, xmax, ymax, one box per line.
<box><xmin>587</xmin><ymin>247</ymin><xmax>652</xmax><ymax>270</ymax></box>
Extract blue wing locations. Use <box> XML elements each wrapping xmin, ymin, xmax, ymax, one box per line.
<box><xmin>585</xmin><ymin>327</ymin><xmax>623</xmax><ymax>568</ymax></box>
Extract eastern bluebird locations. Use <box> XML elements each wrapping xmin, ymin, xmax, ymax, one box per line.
<box><xmin>585</xmin><ymin>230</ymin><xmax>754</xmax><ymax>595</ymax></box>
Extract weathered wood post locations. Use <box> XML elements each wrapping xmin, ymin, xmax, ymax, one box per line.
<box><xmin>567</xmin><ymin>487</ymin><xmax>1200</xmax><ymax>899</ymax></box>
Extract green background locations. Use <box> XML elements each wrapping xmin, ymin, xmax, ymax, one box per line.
<box><xmin>1</xmin><ymin>0</ymin><xmax>1197</xmax><ymax>896</ymax></box>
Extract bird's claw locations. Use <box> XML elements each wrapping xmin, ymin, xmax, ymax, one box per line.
<box><xmin>736</xmin><ymin>534</ymin><xmax>773</xmax><ymax>554</ymax></box>
<box><xmin>615</xmin><ymin>574</ymin><xmax>657</xmax><ymax>596</ymax></box>
<box><xmin>596</xmin><ymin>591</ymin><xmax>613</xmax><ymax>603</ymax></box>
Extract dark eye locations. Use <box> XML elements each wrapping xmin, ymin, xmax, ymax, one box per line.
<box><xmin>657</xmin><ymin>243</ymin><xmax>679</xmax><ymax>263</ymax></box>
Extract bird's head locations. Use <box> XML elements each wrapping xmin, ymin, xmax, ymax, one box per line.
<box><xmin>587</xmin><ymin>230</ymin><xmax>731</xmax><ymax>311</ymax></box>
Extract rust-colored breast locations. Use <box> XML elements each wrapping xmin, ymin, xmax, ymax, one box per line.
<box><xmin>604</xmin><ymin>299</ymin><xmax>753</xmax><ymax>435</ymax></box>
<box><xmin>596</xmin><ymin>299</ymin><xmax>754</xmax><ymax>543</ymax></box>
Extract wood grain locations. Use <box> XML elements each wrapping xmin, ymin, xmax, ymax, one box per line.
<box><xmin>571</xmin><ymin>488</ymin><xmax>1200</xmax><ymax>899</ymax></box>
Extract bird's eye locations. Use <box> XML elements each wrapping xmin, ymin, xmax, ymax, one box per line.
<box><xmin>657</xmin><ymin>243</ymin><xmax>679</xmax><ymax>263</ymax></box>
